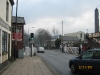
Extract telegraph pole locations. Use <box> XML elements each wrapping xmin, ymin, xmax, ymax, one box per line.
<box><xmin>14</xmin><ymin>0</ymin><xmax>18</xmax><ymax>60</ymax></box>
<box><xmin>62</xmin><ymin>21</ymin><xmax>63</xmax><ymax>44</ymax></box>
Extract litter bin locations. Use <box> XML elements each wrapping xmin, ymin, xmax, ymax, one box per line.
<box><xmin>18</xmin><ymin>49</ymin><xmax>24</xmax><ymax>58</ymax></box>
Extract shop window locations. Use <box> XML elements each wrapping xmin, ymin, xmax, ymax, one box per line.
<box><xmin>2</xmin><ymin>31</ymin><xmax>7</xmax><ymax>54</ymax></box>
<box><xmin>80</xmin><ymin>33</ymin><xmax>82</xmax><ymax>38</ymax></box>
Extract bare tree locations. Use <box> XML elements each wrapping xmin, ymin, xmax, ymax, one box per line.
<box><xmin>52</xmin><ymin>27</ymin><xmax>56</xmax><ymax>36</ymax></box>
<box><xmin>35</xmin><ymin>28</ymin><xmax>51</xmax><ymax>47</ymax></box>
<box><xmin>23</xmin><ymin>31</ymin><xmax>29</xmax><ymax>46</ymax></box>
<box><xmin>52</xmin><ymin>26</ymin><xmax>59</xmax><ymax>36</ymax></box>
<box><xmin>56</xmin><ymin>29</ymin><xmax>59</xmax><ymax>35</ymax></box>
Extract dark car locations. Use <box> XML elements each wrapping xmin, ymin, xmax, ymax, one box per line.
<box><xmin>69</xmin><ymin>49</ymin><xmax>100</xmax><ymax>74</ymax></box>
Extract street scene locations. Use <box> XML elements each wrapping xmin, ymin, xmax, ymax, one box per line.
<box><xmin>0</xmin><ymin>0</ymin><xmax>100</xmax><ymax>75</ymax></box>
<box><xmin>38</xmin><ymin>50</ymin><xmax>99</xmax><ymax>75</ymax></box>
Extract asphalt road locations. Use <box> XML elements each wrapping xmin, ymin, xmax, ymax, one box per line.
<box><xmin>37</xmin><ymin>49</ymin><xmax>97</xmax><ymax>75</ymax></box>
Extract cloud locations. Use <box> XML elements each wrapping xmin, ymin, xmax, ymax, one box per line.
<box><xmin>24</xmin><ymin>10</ymin><xmax>94</xmax><ymax>35</ymax></box>
<box><xmin>13</xmin><ymin>0</ymin><xmax>100</xmax><ymax>35</ymax></box>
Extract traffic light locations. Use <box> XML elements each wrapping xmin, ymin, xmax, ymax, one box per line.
<box><xmin>30</xmin><ymin>33</ymin><xmax>34</xmax><ymax>40</ymax></box>
<box><xmin>86</xmin><ymin>33</ymin><xmax>89</xmax><ymax>39</ymax></box>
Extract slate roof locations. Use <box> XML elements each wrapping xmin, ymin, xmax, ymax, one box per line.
<box><xmin>63</xmin><ymin>36</ymin><xmax>79</xmax><ymax>41</ymax></box>
<box><xmin>12</xmin><ymin>16</ymin><xmax>25</xmax><ymax>24</ymax></box>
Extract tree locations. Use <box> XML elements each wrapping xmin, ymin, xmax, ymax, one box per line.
<box><xmin>55</xmin><ymin>38</ymin><xmax>61</xmax><ymax>48</ymax></box>
<box><xmin>52</xmin><ymin>26</ymin><xmax>59</xmax><ymax>36</ymax></box>
<box><xmin>35</xmin><ymin>28</ymin><xmax>52</xmax><ymax>47</ymax></box>
<box><xmin>23</xmin><ymin>31</ymin><xmax>29</xmax><ymax>46</ymax></box>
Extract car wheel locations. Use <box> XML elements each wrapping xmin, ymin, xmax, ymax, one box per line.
<box><xmin>70</xmin><ymin>63</ymin><xmax>77</xmax><ymax>73</ymax></box>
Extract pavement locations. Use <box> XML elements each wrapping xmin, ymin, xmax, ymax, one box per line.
<box><xmin>1</xmin><ymin>56</ymin><xmax>55</xmax><ymax>75</ymax></box>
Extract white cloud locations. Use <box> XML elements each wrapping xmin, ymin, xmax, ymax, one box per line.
<box><xmin>15</xmin><ymin>0</ymin><xmax>43</xmax><ymax>3</ymax></box>
<box><xmin>13</xmin><ymin>0</ymin><xmax>100</xmax><ymax>36</ymax></box>
<box><xmin>29</xmin><ymin>0</ymin><xmax>44</xmax><ymax>3</ymax></box>
<box><xmin>24</xmin><ymin>10</ymin><xmax>94</xmax><ymax>35</ymax></box>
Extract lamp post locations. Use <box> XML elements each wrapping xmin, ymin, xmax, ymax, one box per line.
<box><xmin>14</xmin><ymin>0</ymin><xmax>18</xmax><ymax>60</ymax></box>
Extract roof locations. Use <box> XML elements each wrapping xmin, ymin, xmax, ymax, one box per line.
<box><xmin>12</xmin><ymin>16</ymin><xmax>25</xmax><ymax>24</ymax></box>
<box><xmin>52</xmin><ymin>35</ymin><xmax>60</xmax><ymax>39</ymax></box>
<box><xmin>65</xmin><ymin>31</ymin><xmax>85</xmax><ymax>35</ymax></box>
<box><xmin>63</xmin><ymin>36</ymin><xmax>79</xmax><ymax>41</ymax></box>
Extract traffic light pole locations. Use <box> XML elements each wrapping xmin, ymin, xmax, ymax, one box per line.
<box><xmin>30</xmin><ymin>33</ymin><xmax>34</xmax><ymax>57</ymax></box>
<box><xmin>31</xmin><ymin>43</ymin><xmax>32</xmax><ymax>57</ymax></box>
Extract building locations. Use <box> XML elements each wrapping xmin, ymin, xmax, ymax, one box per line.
<box><xmin>63</xmin><ymin>36</ymin><xmax>79</xmax><ymax>46</ymax></box>
<box><xmin>95</xmin><ymin>8</ymin><xmax>99</xmax><ymax>33</ymax></box>
<box><xmin>12</xmin><ymin>16</ymin><xmax>25</xmax><ymax>58</ymax></box>
<box><xmin>64</xmin><ymin>31</ymin><xmax>85</xmax><ymax>42</ymax></box>
<box><xmin>0</xmin><ymin>0</ymin><xmax>14</xmax><ymax>71</ymax></box>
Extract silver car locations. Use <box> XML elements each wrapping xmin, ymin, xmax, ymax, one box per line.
<box><xmin>37</xmin><ymin>47</ymin><xmax>45</xmax><ymax>53</ymax></box>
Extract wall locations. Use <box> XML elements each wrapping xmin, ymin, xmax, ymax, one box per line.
<box><xmin>64</xmin><ymin>31</ymin><xmax>85</xmax><ymax>41</ymax></box>
<box><xmin>0</xmin><ymin>0</ymin><xmax>12</xmax><ymax>26</ymax></box>
<box><xmin>0</xmin><ymin>0</ymin><xmax>13</xmax><ymax>65</ymax></box>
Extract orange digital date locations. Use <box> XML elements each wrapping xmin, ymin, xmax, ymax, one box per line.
<box><xmin>79</xmin><ymin>66</ymin><xmax>92</xmax><ymax>69</ymax></box>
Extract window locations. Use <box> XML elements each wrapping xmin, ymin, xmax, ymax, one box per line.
<box><xmin>17</xmin><ymin>26</ymin><xmax>22</xmax><ymax>33</ymax></box>
<box><xmin>6</xmin><ymin>1</ymin><xmax>9</xmax><ymax>22</ymax></box>
<box><xmin>2</xmin><ymin>31</ymin><xmax>7</xmax><ymax>52</ymax></box>
<box><xmin>80</xmin><ymin>33</ymin><xmax>82</xmax><ymax>38</ymax></box>
<box><xmin>12</xmin><ymin>24</ymin><xmax>16</xmax><ymax>32</ymax></box>
<box><xmin>93</xmin><ymin>51</ymin><xmax>100</xmax><ymax>59</ymax></box>
<box><xmin>82</xmin><ymin>51</ymin><xmax>93</xmax><ymax>59</ymax></box>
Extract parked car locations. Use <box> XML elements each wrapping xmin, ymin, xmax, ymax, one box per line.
<box><xmin>69</xmin><ymin>49</ymin><xmax>100</xmax><ymax>74</ymax></box>
<box><xmin>37</xmin><ymin>47</ymin><xmax>45</xmax><ymax>53</ymax></box>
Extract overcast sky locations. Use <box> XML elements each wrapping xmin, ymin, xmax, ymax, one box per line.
<box><xmin>13</xmin><ymin>0</ymin><xmax>100</xmax><ymax>35</ymax></box>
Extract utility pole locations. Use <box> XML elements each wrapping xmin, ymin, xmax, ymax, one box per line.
<box><xmin>14</xmin><ymin>0</ymin><xmax>18</xmax><ymax>60</ymax></box>
<box><xmin>62</xmin><ymin>21</ymin><xmax>63</xmax><ymax>45</ymax></box>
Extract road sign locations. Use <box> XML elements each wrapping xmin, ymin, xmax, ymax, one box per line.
<box><xmin>13</xmin><ymin>33</ymin><xmax>22</xmax><ymax>39</ymax></box>
<box><xmin>30</xmin><ymin>40</ymin><xmax>34</xmax><ymax>43</ymax></box>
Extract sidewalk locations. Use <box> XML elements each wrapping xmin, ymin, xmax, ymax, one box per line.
<box><xmin>1</xmin><ymin>56</ymin><xmax>54</xmax><ymax>75</ymax></box>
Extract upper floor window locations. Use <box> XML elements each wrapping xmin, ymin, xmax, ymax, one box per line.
<box><xmin>80</xmin><ymin>33</ymin><xmax>82</xmax><ymax>38</ymax></box>
<box><xmin>6</xmin><ymin>1</ymin><xmax>9</xmax><ymax>22</ymax></box>
<box><xmin>17</xmin><ymin>26</ymin><xmax>22</xmax><ymax>33</ymax></box>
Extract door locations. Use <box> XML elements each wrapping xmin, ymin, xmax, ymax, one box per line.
<box><xmin>92</xmin><ymin>51</ymin><xmax>100</xmax><ymax>74</ymax></box>
<box><xmin>76</xmin><ymin>51</ymin><xmax>94</xmax><ymax>72</ymax></box>
<box><xmin>8</xmin><ymin>34</ymin><xmax>10</xmax><ymax>61</ymax></box>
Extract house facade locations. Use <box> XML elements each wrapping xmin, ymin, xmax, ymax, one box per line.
<box><xmin>64</xmin><ymin>31</ymin><xmax>85</xmax><ymax>42</ymax></box>
<box><xmin>0</xmin><ymin>0</ymin><xmax>14</xmax><ymax>70</ymax></box>
<box><xmin>12</xmin><ymin>16</ymin><xmax>25</xmax><ymax>58</ymax></box>
<box><xmin>63</xmin><ymin>36</ymin><xmax>79</xmax><ymax>46</ymax></box>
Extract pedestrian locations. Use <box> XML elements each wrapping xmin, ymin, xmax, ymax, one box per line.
<box><xmin>87</xmin><ymin>46</ymin><xmax>90</xmax><ymax>50</ymax></box>
<box><xmin>60</xmin><ymin>45</ymin><xmax>62</xmax><ymax>52</ymax></box>
<box><xmin>64</xmin><ymin>45</ymin><xmax>67</xmax><ymax>52</ymax></box>
<box><xmin>62</xmin><ymin>46</ymin><xmax>64</xmax><ymax>53</ymax></box>
<box><xmin>78</xmin><ymin>46</ymin><xmax>81</xmax><ymax>54</ymax></box>
<box><xmin>82</xmin><ymin>45</ymin><xmax>86</xmax><ymax>52</ymax></box>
